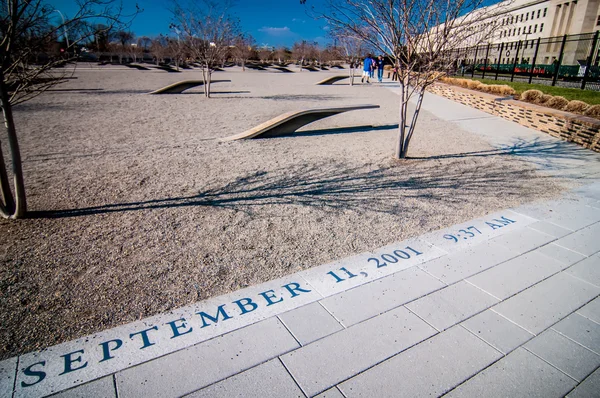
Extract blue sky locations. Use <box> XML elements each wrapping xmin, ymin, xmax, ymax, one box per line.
<box><xmin>46</xmin><ymin>0</ymin><xmax>329</xmax><ymax>48</ymax></box>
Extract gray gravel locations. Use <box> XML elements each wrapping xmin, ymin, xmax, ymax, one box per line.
<box><xmin>0</xmin><ymin>66</ymin><xmax>566</xmax><ymax>359</ymax></box>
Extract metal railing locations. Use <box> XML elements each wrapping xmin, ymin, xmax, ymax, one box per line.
<box><xmin>447</xmin><ymin>31</ymin><xmax>600</xmax><ymax>90</ymax></box>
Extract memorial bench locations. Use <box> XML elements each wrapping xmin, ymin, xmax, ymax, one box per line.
<box><xmin>316</xmin><ymin>75</ymin><xmax>360</xmax><ymax>85</ymax></box>
<box><xmin>148</xmin><ymin>80</ymin><xmax>231</xmax><ymax>94</ymax></box>
<box><xmin>221</xmin><ymin>104</ymin><xmax>380</xmax><ymax>141</ymax></box>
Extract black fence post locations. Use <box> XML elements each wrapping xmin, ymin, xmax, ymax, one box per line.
<box><xmin>495</xmin><ymin>42</ymin><xmax>504</xmax><ymax>81</ymax></box>
<box><xmin>552</xmin><ymin>34</ymin><xmax>568</xmax><ymax>86</ymax></box>
<box><xmin>581</xmin><ymin>30</ymin><xmax>599</xmax><ymax>90</ymax></box>
<box><xmin>529</xmin><ymin>37</ymin><xmax>541</xmax><ymax>84</ymax></box>
<box><xmin>461</xmin><ymin>48</ymin><xmax>467</xmax><ymax>76</ymax></box>
<box><xmin>511</xmin><ymin>41</ymin><xmax>522</xmax><ymax>82</ymax></box>
<box><xmin>482</xmin><ymin>43</ymin><xmax>491</xmax><ymax>80</ymax></box>
<box><xmin>471</xmin><ymin>45</ymin><xmax>479</xmax><ymax>78</ymax></box>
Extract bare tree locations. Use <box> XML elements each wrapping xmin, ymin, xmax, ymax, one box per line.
<box><xmin>334</xmin><ymin>34</ymin><xmax>366</xmax><ymax>85</ymax></box>
<box><xmin>292</xmin><ymin>40</ymin><xmax>315</xmax><ymax>71</ymax></box>
<box><xmin>232</xmin><ymin>33</ymin><xmax>254</xmax><ymax>70</ymax></box>
<box><xmin>0</xmin><ymin>0</ymin><xmax>137</xmax><ymax>219</ymax></box>
<box><xmin>307</xmin><ymin>0</ymin><xmax>509</xmax><ymax>159</ymax></box>
<box><xmin>112</xmin><ymin>30</ymin><xmax>134</xmax><ymax>63</ymax></box>
<box><xmin>172</xmin><ymin>0</ymin><xmax>239</xmax><ymax>97</ymax></box>
<box><xmin>150</xmin><ymin>35</ymin><xmax>169</xmax><ymax>65</ymax></box>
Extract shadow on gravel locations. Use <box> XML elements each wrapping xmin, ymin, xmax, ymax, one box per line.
<box><xmin>293</xmin><ymin>124</ymin><xmax>399</xmax><ymax>137</ymax></box>
<box><xmin>260</xmin><ymin>94</ymin><xmax>342</xmax><ymax>101</ymax></box>
<box><xmin>31</xmin><ymin>137</ymin><xmax>571</xmax><ymax>219</ymax></box>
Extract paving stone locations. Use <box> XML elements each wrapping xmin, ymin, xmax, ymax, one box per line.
<box><xmin>51</xmin><ymin>376</ymin><xmax>116</xmax><ymax>398</ymax></box>
<box><xmin>338</xmin><ymin>326</ymin><xmax>502</xmax><ymax>397</ymax></box>
<box><xmin>536</xmin><ymin>243</ymin><xmax>587</xmax><ymax>266</ymax></box>
<box><xmin>115</xmin><ymin>317</ymin><xmax>299</xmax><ymax>398</ymax></box>
<box><xmin>299</xmin><ymin>238</ymin><xmax>445</xmax><ymax>298</ymax></box>
<box><xmin>313</xmin><ymin>387</ymin><xmax>345</xmax><ymax>398</ymax></box>
<box><xmin>445</xmin><ymin>348</ymin><xmax>577</xmax><ymax>398</ymax></box>
<box><xmin>525</xmin><ymin>329</ymin><xmax>600</xmax><ymax>382</ymax></box>
<box><xmin>489</xmin><ymin>227</ymin><xmax>556</xmax><ymax>254</ymax></box>
<box><xmin>461</xmin><ymin>309</ymin><xmax>534</xmax><ymax>354</ymax></box>
<box><xmin>0</xmin><ymin>357</ymin><xmax>17</xmax><ymax>398</ymax></box>
<box><xmin>554</xmin><ymin>222</ymin><xmax>600</xmax><ymax>256</ymax></box>
<box><xmin>467</xmin><ymin>250</ymin><xmax>566</xmax><ymax>300</ymax></box>
<box><xmin>278</xmin><ymin>302</ymin><xmax>343</xmax><ymax>345</ymax></box>
<box><xmin>552</xmin><ymin>313</ymin><xmax>600</xmax><ymax>355</ymax></box>
<box><xmin>566</xmin><ymin>253</ymin><xmax>600</xmax><ymax>288</ymax></box>
<box><xmin>421</xmin><ymin>210</ymin><xmax>537</xmax><ymax>254</ymax></box>
<box><xmin>184</xmin><ymin>359</ymin><xmax>304</xmax><ymax>398</ymax></box>
<box><xmin>419</xmin><ymin>241</ymin><xmax>515</xmax><ymax>285</ymax></box>
<box><xmin>320</xmin><ymin>267</ymin><xmax>445</xmax><ymax>327</ymax></box>
<box><xmin>572</xmin><ymin>182</ymin><xmax>600</xmax><ymax>201</ymax></box>
<box><xmin>280</xmin><ymin>306</ymin><xmax>437</xmax><ymax>397</ymax></box>
<box><xmin>527</xmin><ymin>220</ymin><xmax>574</xmax><ymax>238</ymax></box>
<box><xmin>512</xmin><ymin>199</ymin><xmax>600</xmax><ymax>231</ymax></box>
<box><xmin>493</xmin><ymin>273</ymin><xmax>600</xmax><ymax>334</ymax></box>
<box><xmin>577</xmin><ymin>297</ymin><xmax>600</xmax><ymax>324</ymax></box>
<box><xmin>566</xmin><ymin>367</ymin><xmax>600</xmax><ymax>398</ymax></box>
<box><xmin>405</xmin><ymin>280</ymin><xmax>499</xmax><ymax>331</ymax></box>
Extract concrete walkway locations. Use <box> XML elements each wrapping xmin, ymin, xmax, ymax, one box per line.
<box><xmin>2</xmin><ymin>88</ymin><xmax>600</xmax><ymax>398</ymax></box>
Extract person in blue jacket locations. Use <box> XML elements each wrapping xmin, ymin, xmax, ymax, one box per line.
<box><xmin>376</xmin><ymin>55</ymin><xmax>385</xmax><ymax>82</ymax></box>
<box><xmin>361</xmin><ymin>54</ymin><xmax>373</xmax><ymax>83</ymax></box>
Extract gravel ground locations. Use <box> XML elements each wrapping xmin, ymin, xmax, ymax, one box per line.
<box><xmin>0</xmin><ymin>65</ymin><xmax>567</xmax><ymax>359</ymax></box>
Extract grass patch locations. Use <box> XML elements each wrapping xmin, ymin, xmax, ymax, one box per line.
<box><xmin>468</xmin><ymin>78</ymin><xmax>600</xmax><ymax>105</ymax></box>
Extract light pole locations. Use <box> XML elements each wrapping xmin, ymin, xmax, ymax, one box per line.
<box><xmin>53</xmin><ymin>9</ymin><xmax>70</xmax><ymax>50</ymax></box>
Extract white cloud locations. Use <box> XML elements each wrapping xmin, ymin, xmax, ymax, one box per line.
<box><xmin>258</xmin><ymin>26</ymin><xmax>293</xmax><ymax>36</ymax></box>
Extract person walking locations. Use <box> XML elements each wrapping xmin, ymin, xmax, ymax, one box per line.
<box><xmin>361</xmin><ymin>54</ymin><xmax>373</xmax><ymax>83</ymax></box>
<box><xmin>376</xmin><ymin>55</ymin><xmax>385</xmax><ymax>82</ymax></box>
<box><xmin>370</xmin><ymin>55</ymin><xmax>376</xmax><ymax>79</ymax></box>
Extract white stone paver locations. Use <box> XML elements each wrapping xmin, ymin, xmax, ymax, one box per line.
<box><xmin>51</xmin><ymin>376</ymin><xmax>116</xmax><ymax>398</ymax></box>
<box><xmin>313</xmin><ymin>387</ymin><xmax>345</xmax><ymax>398</ymax></box>
<box><xmin>553</xmin><ymin>222</ymin><xmax>600</xmax><ymax>256</ymax></box>
<box><xmin>552</xmin><ymin>313</ymin><xmax>600</xmax><ymax>355</ymax></box>
<box><xmin>492</xmin><ymin>272</ymin><xmax>600</xmax><ymax>334</ymax></box>
<box><xmin>115</xmin><ymin>317</ymin><xmax>299</xmax><ymax>398</ymax></box>
<box><xmin>489</xmin><ymin>226</ymin><xmax>556</xmax><ymax>254</ymax></box>
<box><xmin>511</xmin><ymin>200</ymin><xmax>600</xmax><ymax>230</ymax></box>
<box><xmin>0</xmin><ymin>358</ymin><xmax>17</xmax><ymax>398</ymax></box>
<box><xmin>445</xmin><ymin>348</ymin><xmax>577</xmax><ymax>398</ymax></box>
<box><xmin>566</xmin><ymin>253</ymin><xmax>600</xmax><ymax>288</ymax></box>
<box><xmin>466</xmin><ymin>249</ymin><xmax>568</xmax><ymax>300</ymax></box>
<box><xmin>566</xmin><ymin>367</ymin><xmax>600</xmax><ymax>398</ymax></box>
<box><xmin>320</xmin><ymin>267</ymin><xmax>445</xmax><ymax>327</ymax></box>
<box><xmin>419</xmin><ymin>241</ymin><xmax>515</xmax><ymax>285</ymax></box>
<box><xmin>405</xmin><ymin>280</ymin><xmax>499</xmax><ymax>331</ymax></box>
<box><xmin>280</xmin><ymin>306</ymin><xmax>437</xmax><ymax>397</ymax></box>
<box><xmin>524</xmin><ymin>329</ymin><xmax>600</xmax><ymax>382</ymax></box>
<box><xmin>527</xmin><ymin>220</ymin><xmax>574</xmax><ymax>239</ymax></box>
<box><xmin>536</xmin><ymin>243</ymin><xmax>587</xmax><ymax>266</ymax></box>
<box><xmin>278</xmin><ymin>302</ymin><xmax>344</xmax><ymax>346</ymax></box>
<box><xmin>338</xmin><ymin>326</ymin><xmax>503</xmax><ymax>397</ymax></box>
<box><xmin>184</xmin><ymin>359</ymin><xmax>304</xmax><ymax>398</ymax></box>
<box><xmin>576</xmin><ymin>296</ymin><xmax>600</xmax><ymax>324</ymax></box>
<box><xmin>461</xmin><ymin>309</ymin><xmax>534</xmax><ymax>354</ymax></box>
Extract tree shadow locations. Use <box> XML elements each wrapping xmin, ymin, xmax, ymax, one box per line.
<box><xmin>30</xmin><ymin>146</ymin><xmax>557</xmax><ymax>219</ymax></box>
<box><xmin>410</xmin><ymin>137</ymin><xmax>600</xmax><ymax>172</ymax></box>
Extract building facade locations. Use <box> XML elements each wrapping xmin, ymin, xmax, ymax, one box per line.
<box><xmin>460</xmin><ymin>0</ymin><xmax>600</xmax><ymax>67</ymax></box>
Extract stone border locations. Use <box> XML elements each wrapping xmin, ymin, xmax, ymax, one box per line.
<box><xmin>427</xmin><ymin>83</ymin><xmax>600</xmax><ymax>153</ymax></box>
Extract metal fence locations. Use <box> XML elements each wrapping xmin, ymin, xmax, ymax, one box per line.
<box><xmin>448</xmin><ymin>31</ymin><xmax>600</xmax><ymax>90</ymax></box>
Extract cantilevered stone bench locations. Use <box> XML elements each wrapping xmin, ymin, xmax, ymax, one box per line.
<box><xmin>221</xmin><ymin>104</ymin><xmax>380</xmax><ymax>141</ymax></box>
<box><xmin>316</xmin><ymin>75</ymin><xmax>360</xmax><ymax>85</ymax></box>
<box><xmin>149</xmin><ymin>80</ymin><xmax>231</xmax><ymax>94</ymax></box>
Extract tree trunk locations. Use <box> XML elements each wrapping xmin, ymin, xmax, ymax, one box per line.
<box><xmin>0</xmin><ymin>75</ymin><xmax>27</xmax><ymax>218</ymax></box>
<box><xmin>349</xmin><ymin>64</ymin><xmax>354</xmax><ymax>86</ymax></box>
<box><xmin>0</xmin><ymin>140</ymin><xmax>15</xmax><ymax>216</ymax></box>
<box><xmin>401</xmin><ymin>90</ymin><xmax>425</xmax><ymax>159</ymax></box>
<box><xmin>242</xmin><ymin>60</ymin><xmax>245</xmax><ymax>71</ymax></box>
<box><xmin>395</xmin><ymin>79</ymin><xmax>408</xmax><ymax>159</ymax></box>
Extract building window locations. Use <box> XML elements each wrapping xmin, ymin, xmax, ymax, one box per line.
<box><xmin>540</xmin><ymin>23</ymin><xmax>544</xmax><ymax>32</ymax></box>
<box><xmin>528</xmin><ymin>26</ymin><xmax>532</xmax><ymax>34</ymax></box>
<box><xmin>520</xmin><ymin>14</ymin><xmax>523</xmax><ymax>22</ymax></box>
<box><xmin>537</xmin><ymin>9</ymin><xmax>541</xmax><ymax>18</ymax></box>
<box><xmin>518</xmin><ymin>27</ymin><xmax>521</xmax><ymax>35</ymax></box>
<box><xmin>513</xmin><ymin>28</ymin><xmax>516</xmax><ymax>35</ymax></box>
<box><xmin>543</xmin><ymin>8</ymin><xmax>547</xmax><ymax>17</ymax></box>
<box><xmin>534</xmin><ymin>24</ymin><xmax>537</xmax><ymax>32</ymax></box>
<box><xmin>526</xmin><ymin>13</ymin><xmax>529</xmax><ymax>21</ymax></box>
<box><xmin>597</xmin><ymin>15</ymin><xmax>600</xmax><ymax>25</ymax></box>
